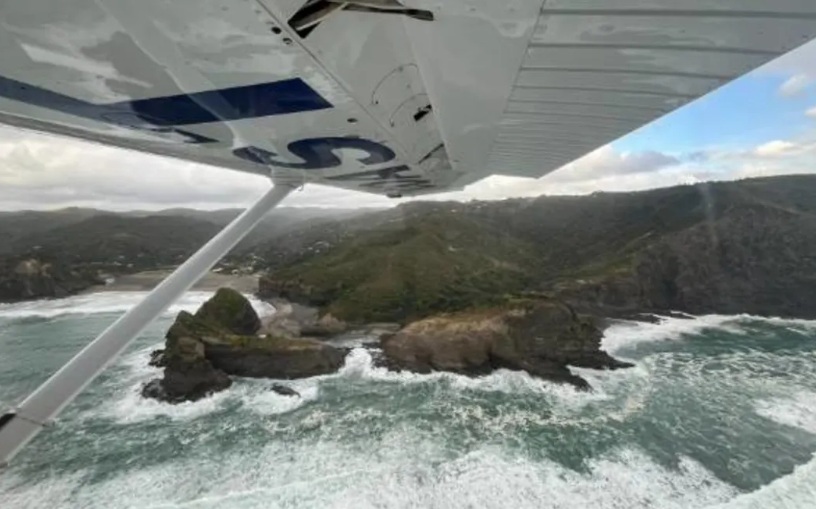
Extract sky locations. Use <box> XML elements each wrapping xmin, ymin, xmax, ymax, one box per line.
<box><xmin>1</xmin><ymin>40</ymin><xmax>816</xmax><ymax>211</ymax></box>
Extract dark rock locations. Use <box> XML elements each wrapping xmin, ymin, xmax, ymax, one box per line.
<box><xmin>148</xmin><ymin>349</ymin><xmax>166</xmax><ymax>367</ymax></box>
<box><xmin>204</xmin><ymin>336</ymin><xmax>347</xmax><ymax>379</ymax></box>
<box><xmin>143</xmin><ymin>290</ymin><xmax>347</xmax><ymax>403</ymax></box>
<box><xmin>0</xmin><ymin>257</ymin><xmax>102</xmax><ymax>303</ymax></box>
<box><xmin>271</xmin><ymin>384</ymin><xmax>300</xmax><ymax>397</ymax></box>
<box><xmin>140</xmin><ymin>379</ymin><xmax>166</xmax><ymax>400</ymax></box>
<box><xmin>381</xmin><ymin>299</ymin><xmax>631</xmax><ymax>389</ymax></box>
<box><xmin>195</xmin><ymin>287</ymin><xmax>260</xmax><ymax>335</ymax></box>
<box><xmin>141</xmin><ymin>335</ymin><xmax>232</xmax><ymax>403</ymax></box>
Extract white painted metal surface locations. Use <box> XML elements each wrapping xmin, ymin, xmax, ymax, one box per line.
<box><xmin>487</xmin><ymin>0</ymin><xmax>816</xmax><ymax>176</ymax></box>
<box><xmin>0</xmin><ymin>183</ymin><xmax>295</xmax><ymax>466</ymax></box>
<box><xmin>0</xmin><ymin>0</ymin><xmax>459</xmax><ymax>197</ymax></box>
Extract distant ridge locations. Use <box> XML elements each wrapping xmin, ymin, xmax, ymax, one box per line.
<box><xmin>2</xmin><ymin>174</ymin><xmax>815</xmax><ymax>320</ymax></box>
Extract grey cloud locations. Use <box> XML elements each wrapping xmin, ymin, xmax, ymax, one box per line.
<box><xmin>2</xmin><ymin>123</ymin><xmax>814</xmax><ymax>212</ymax></box>
<box><xmin>0</xmin><ymin>126</ymin><xmax>396</xmax><ymax>211</ymax></box>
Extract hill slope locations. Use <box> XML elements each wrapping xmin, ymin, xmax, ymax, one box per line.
<box><xmin>258</xmin><ymin>175</ymin><xmax>816</xmax><ymax>321</ymax></box>
<box><xmin>0</xmin><ymin>206</ymin><xmax>368</xmax><ymax>302</ymax></box>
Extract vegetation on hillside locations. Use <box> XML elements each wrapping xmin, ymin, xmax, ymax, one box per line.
<box><xmin>2</xmin><ymin>175</ymin><xmax>815</xmax><ymax>320</ymax></box>
<box><xmin>258</xmin><ymin>175</ymin><xmax>816</xmax><ymax>321</ymax></box>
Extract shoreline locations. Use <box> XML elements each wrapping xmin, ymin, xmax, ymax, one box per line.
<box><xmin>84</xmin><ymin>270</ymin><xmax>259</xmax><ymax>294</ymax></box>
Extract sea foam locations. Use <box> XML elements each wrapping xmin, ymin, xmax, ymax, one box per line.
<box><xmin>0</xmin><ymin>444</ymin><xmax>737</xmax><ymax>509</ymax></box>
<box><xmin>707</xmin><ymin>392</ymin><xmax>816</xmax><ymax>509</ymax></box>
<box><xmin>0</xmin><ymin>291</ymin><xmax>272</xmax><ymax>320</ymax></box>
<box><xmin>601</xmin><ymin>313</ymin><xmax>816</xmax><ymax>355</ymax></box>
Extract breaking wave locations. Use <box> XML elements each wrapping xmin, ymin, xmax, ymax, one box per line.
<box><xmin>601</xmin><ymin>313</ymin><xmax>816</xmax><ymax>355</ymax></box>
<box><xmin>709</xmin><ymin>391</ymin><xmax>816</xmax><ymax>509</ymax></box>
<box><xmin>0</xmin><ymin>291</ymin><xmax>272</xmax><ymax>320</ymax></box>
<box><xmin>2</xmin><ymin>300</ymin><xmax>816</xmax><ymax>508</ymax></box>
<box><xmin>0</xmin><ymin>446</ymin><xmax>738</xmax><ymax>509</ymax></box>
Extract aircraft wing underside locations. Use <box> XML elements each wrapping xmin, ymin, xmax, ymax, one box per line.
<box><xmin>2</xmin><ymin>0</ymin><xmax>816</xmax><ymax>197</ymax></box>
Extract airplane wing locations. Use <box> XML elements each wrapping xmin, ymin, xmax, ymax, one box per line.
<box><xmin>2</xmin><ymin>0</ymin><xmax>816</xmax><ymax>198</ymax></box>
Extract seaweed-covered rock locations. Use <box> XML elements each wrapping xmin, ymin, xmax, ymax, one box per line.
<box><xmin>381</xmin><ymin>299</ymin><xmax>631</xmax><ymax>389</ymax></box>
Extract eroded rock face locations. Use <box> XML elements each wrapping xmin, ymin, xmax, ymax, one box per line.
<box><xmin>0</xmin><ymin>257</ymin><xmax>102</xmax><ymax>303</ymax></box>
<box><xmin>142</xmin><ymin>289</ymin><xmax>346</xmax><ymax>403</ymax></box>
<box><xmin>204</xmin><ymin>335</ymin><xmax>346</xmax><ymax>379</ymax></box>
<box><xmin>148</xmin><ymin>349</ymin><xmax>166</xmax><ymax>368</ymax></box>
<box><xmin>141</xmin><ymin>326</ymin><xmax>232</xmax><ymax>403</ymax></box>
<box><xmin>259</xmin><ymin>298</ymin><xmax>348</xmax><ymax>339</ymax></box>
<box><xmin>381</xmin><ymin>299</ymin><xmax>631</xmax><ymax>389</ymax></box>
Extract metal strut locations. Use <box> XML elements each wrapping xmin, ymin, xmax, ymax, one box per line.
<box><xmin>0</xmin><ymin>183</ymin><xmax>295</xmax><ymax>466</ymax></box>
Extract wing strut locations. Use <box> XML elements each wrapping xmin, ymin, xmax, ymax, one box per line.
<box><xmin>0</xmin><ymin>182</ymin><xmax>296</xmax><ymax>466</ymax></box>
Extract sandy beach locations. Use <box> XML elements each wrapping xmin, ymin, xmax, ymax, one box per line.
<box><xmin>85</xmin><ymin>270</ymin><xmax>259</xmax><ymax>294</ymax></box>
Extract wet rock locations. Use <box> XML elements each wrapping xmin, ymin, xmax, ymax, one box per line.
<box><xmin>141</xmin><ymin>335</ymin><xmax>232</xmax><ymax>403</ymax></box>
<box><xmin>271</xmin><ymin>384</ymin><xmax>300</xmax><ymax>397</ymax></box>
<box><xmin>148</xmin><ymin>349</ymin><xmax>166</xmax><ymax>368</ymax></box>
<box><xmin>381</xmin><ymin>298</ymin><xmax>632</xmax><ymax>389</ymax></box>
<box><xmin>140</xmin><ymin>379</ymin><xmax>166</xmax><ymax>400</ymax></box>
<box><xmin>143</xmin><ymin>289</ymin><xmax>346</xmax><ymax>403</ymax></box>
<box><xmin>204</xmin><ymin>335</ymin><xmax>347</xmax><ymax>379</ymax></box>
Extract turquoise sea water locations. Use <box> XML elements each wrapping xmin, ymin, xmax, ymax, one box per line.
<box><xmin>0</xmin><ymin>292</ymin><xmax>815</xmax><ymax>508</ymax></box>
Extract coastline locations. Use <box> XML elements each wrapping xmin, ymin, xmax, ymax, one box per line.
<box><xmin>84</xmin><ymin>270</ymin><xmax>259</xmax><ymax>294</ymax></box>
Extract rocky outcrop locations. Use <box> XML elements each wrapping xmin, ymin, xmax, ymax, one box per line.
<box><xmin>271</xmin><ymin>384</ymin><xmax>300</xmax><ymax>397</ymax></box>
<box><xmin>204</xmin><ymin>335</ymin><xmax>346</xmax><ymax>379</ymax></box>
<box><xmin>148</xmin><ymin>349</ymin><xmax>166</xmax><ymax>367</ymax></box>
<box><xmin>142</xmin><ymin>288</ymin><xmax>346</xmax><ymax>403</ymax></box>
<box><xmin>0</xmin><ymin>257</ymin><xmax>102</xmax><ymax>303</ymax></box>
<box><xmin>195</xmin><ymin>287</ymin><xmax>261</xmax><ymax>335</ymax></box>
<box><xmin>260</xmin><ymin>298</ymin><xmax>348</xmax><ymax>338</ymax></box>
<box><xmin>141</xmin><ymin>333</ymin><xmax>232</xmax><ymax>403</ymax></box>
<box><xmin>381</xmin><ymin>299</ymin><xmax>631</xmax><ymax>389</ymax></box>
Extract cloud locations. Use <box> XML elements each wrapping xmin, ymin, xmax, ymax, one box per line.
<box><xmin>0</xmin><ymin>126</ymin><xmax>394</xmax><ymax>211</ymax></box>
<box><xmin>807</xmin><ymin>106</ymin><xmax>816</xmax><ymax>119</ymax></box>
<box><xmin>1</xmin><ymin>121</ymin><xmax>815</xmax><ymax>211</ymax></box>
<box><xmin>754</xmin><ymin>140</ymin><xmax>797</xmax><ymax>156</ymax></box>
<box><xmin>420</xmin><ymin>146</ymin><xmax>698</xmax><ymax>202</ymax></box>
<box><xmin>441</xmin><ymin>130</ymin><xmax>816</xmax><ymax>202</ymax></box>
<box><xmin>545</xmin><ymin>146</ymin><xmax>679</xmax><ymax>183</ymax></box>
<box><xmin>779</xmin><ymin>74</ymin><xmax>813</xmax><ymax>97</ymax></box>
<box><xmin>755</xmin><ymin>40</ymin><xmax>816</xmax><ymax>96</ymax></box>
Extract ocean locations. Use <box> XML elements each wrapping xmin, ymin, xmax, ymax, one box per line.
<box><xmin>0</xmin><ymin>292</ymin><xmax>815</xmax><ymax>508</ymax></box>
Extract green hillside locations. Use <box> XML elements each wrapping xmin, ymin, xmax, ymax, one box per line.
<box><xmin>258</xmin><ymin>175</ymin><xmax>816</xmax><ymax>321</ymax></box>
